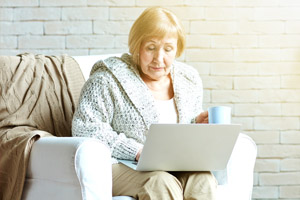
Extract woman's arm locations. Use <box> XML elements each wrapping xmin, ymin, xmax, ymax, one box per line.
<box><xmin>72</xmin><ymin>74</ymin><xmax>143</xmax><ymax>161</ymax></box>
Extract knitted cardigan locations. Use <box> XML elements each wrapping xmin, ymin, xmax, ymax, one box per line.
<box><xmin>72</xmin><ymin>53</ymin><xmax>204</xmax><ymax>163</ymax></box>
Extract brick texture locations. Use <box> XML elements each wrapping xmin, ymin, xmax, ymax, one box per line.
<box><xmin>280</xmin><ymin>186</ymin><xmax>300</xmax><ymax>198</ymax></box>
<box><xmin>0</xmin><ymin>36</ymin><xmax>17</xmax><ymax>48</ymax></box>
<box><xmin>14</xmin><ymin>8</ymin><xmax>61</xmax><ymax>21</ymax></box>
<box><xmin>0</xmin><ymin>1</ymin><xmax>300</xmax><ymax>199</ymax></box>
<box><xmin>0</xmin><ymin>8</ymin><xmax>13</xmax><ymax>20</ymax></box>
<box><xmin>0</xmin><ymin>0</ymin><xmax>38</xmax><ymax>7</ymax></box>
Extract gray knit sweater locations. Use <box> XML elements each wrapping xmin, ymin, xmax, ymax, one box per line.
<box><xmin>72</xmin><ymin>53</ymin><xmax>204</xmax><ymax>163</ymax></box>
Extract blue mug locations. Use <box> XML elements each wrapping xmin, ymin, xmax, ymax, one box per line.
<box><xmin>208</xmin><ymin>106</ymin><xmax>231</xmax><ymax>124</ymax></box>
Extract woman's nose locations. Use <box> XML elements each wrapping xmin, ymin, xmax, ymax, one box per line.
<box><xmin>154</xmin><ymin>49</ymin><xmax>164</xmax><ymax>63</ymax></box>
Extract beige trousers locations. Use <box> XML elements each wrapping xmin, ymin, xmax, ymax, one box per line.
<box><xmin>112</xmin><ymin>164</ymin><xmax>218</xmax><ymax>200</ymax></box>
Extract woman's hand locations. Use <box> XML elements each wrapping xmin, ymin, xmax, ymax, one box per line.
<box><xmin>195</xmin><ymin>111</ymin><xmax>209</xmax><ymax>124</ymax></box>
<box><xmin>135</xmin><ymin>148</ymin><xmax>143</xmax><ymax>161</ymax></box>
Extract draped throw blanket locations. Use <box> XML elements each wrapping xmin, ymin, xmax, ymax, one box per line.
<box><xmin>0</xmin><ymin>53</ymin><xmax>85</xmax><ymax>200</ymax></box>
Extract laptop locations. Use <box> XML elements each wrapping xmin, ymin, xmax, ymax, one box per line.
<box><xmin>119</xmin><ymin>124</ymin><xmax>240</xmax><ymax>171</ymax></box>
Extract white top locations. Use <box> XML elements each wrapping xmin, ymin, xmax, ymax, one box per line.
<box><xmin>154</xmin><ymin>98</ymin><xmax>178</xmax><ymax>124</ymax></box>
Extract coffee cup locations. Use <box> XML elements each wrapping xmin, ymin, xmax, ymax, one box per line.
<box><xmin>208</xmin><ymin>106</ymin><xmax>231</xmax><ymax>124</ymax></box>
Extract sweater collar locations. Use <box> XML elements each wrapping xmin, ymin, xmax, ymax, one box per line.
<box><xmin>170</xmin><ymin>61</ymin><xmax>190</xmax><ymax>123</ymax></box>
<box><xmin>106</xmin><ymin>54</ymin><xmax>159</xmax><ymax>129</ymax></box>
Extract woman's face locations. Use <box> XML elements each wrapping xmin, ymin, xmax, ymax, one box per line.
<box><xmin>138</xmin><ymin>36</ymin><xmax>177</xmax><ymax>81</ymax></box>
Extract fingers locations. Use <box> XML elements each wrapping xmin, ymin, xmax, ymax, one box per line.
<box><xmin>203</xmin><ymin>111</ymin><xmax>209</xmax><ymax>123</ymax></box>
<box><xmin>196</xmin><ymin>111</ymin><xmax>208</xmax><ymax>123</ymax></box>
<box><xmin>196</xmin><ymin>111</ymin><xmax>209</xmax><ymax>123</ymax></box>
<box><xmin>203</xmin><ymin>117</ymin><xmax>209</xmax><ymax>123</ymax></box>
<box><xmin>135</xmin><ymin>148</ymin><xmax>143</xmax><ymax>161</ymax></box>
<box><xmin>201</xmin><ymin>110</ymin><xmax>209</xmax><ymax>118</ymax></box>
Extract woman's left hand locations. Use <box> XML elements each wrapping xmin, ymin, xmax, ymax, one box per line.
<box><xmin>135</xmin><ymin>148</ymin><xmax>143</xmax><ymax>161</ymax></box>
<box><xmin>195</xmin><ymin>111</ymin><xmax>209</xmax><ymax>124</ymax></box>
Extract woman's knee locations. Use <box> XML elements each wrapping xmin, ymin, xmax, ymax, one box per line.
<box><xmin>184</xmin><ymin>172</ymin><xmax>218</xmax><ymax>200</ymax></box>
<box><xmin>138</xmin><ymin>171</ymin><xmax>183</xmax><ymax>200</ymax></box>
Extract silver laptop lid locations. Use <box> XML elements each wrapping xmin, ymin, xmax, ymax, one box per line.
<box><xmin>136</xmin><ymin>124</ymin><xmax>241</xmax><ymax>171</ymax></box>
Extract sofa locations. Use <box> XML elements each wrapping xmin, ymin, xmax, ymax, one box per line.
<box><xmin>18</xmin><ymin>54</ymin><xmax>257</xmax><ymax>200</ymax></box>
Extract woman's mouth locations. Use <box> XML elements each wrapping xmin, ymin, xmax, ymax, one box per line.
<box><xmin>150</xmin><ymin>66</ymin><xmax>164</xmax><ymax>71</ymax></box>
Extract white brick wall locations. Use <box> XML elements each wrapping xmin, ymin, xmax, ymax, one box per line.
<box><xmin>87</xmin><ymin>0</ymin><xmax>135</xmax><ymax>6</ymax></box>
<box><xmin>19</xmin><ymin>36</ymin><xmax>65</xmax><ymax>49</ymax></box>
<box><xmin>0</xmin><ymin>0</ymin><xmax>300</xmax><ymax>199</ymax></box>
<box><xmin>62</xmin><ymin>7</ymin><xmax>109</xmax><ymax>20</ymax></box>
<box><xmin>40</xmin><ymin>0</ymin><xmax>86</xmax><ymax>7</ymax></box>
<box><xmin>14</xmin><ymin>8</ymin><xmax>61</xmax><ymax>21</ymax></box>
<box><xmin>0</xmin><ymin>22</ymin><xmax>43</xmax><ymax>35</ymax></box>
<box><xmin>44</xmin><ymin>21</ymin><xmax>93</xmax><ymax>35</ymax></box>
<box><xmin>1</xmin><ymin>0</ymin><xmax>38</xmax><ymax>7</ymax></box>
<box><xmin>0</xmin><ymin>8</ymin><xmax>13</xmax><ymax>20</ymax></box>
<box><xmin>281</xmin><ymin>159</ymin><xmax>300</xmax><ymax>171</ymax></box>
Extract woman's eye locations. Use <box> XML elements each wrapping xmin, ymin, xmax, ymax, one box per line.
<box><xmin>147</xmin><ymin>46</ymin><xmax>155</xmax><ymax>51</ymax></box>
<box><xmin>165</xmin><ymin>47</ymin><xmax>173</xmax><ymax>52</ymax></box>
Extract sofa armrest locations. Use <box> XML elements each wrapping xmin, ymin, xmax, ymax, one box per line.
<box><xmin>218</xmin><ymin>133</ymin><xmax>257</xmax><ymax>200</ymax></box>
<box><xmin>23</xmin><ymin>136</ymin><xmax>112</xmax><ymax>200</ymax></box>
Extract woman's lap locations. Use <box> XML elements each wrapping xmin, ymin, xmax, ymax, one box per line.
<box><xmin>112</xmin><ymin>164</ymin><xmax>217</xmax><ymax>200</ymax></box>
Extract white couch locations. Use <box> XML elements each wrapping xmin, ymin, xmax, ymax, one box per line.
<box><xmin>21</xmin><ymin>55</ymin><xmax>257</xmax><ymax>200</ymax></box>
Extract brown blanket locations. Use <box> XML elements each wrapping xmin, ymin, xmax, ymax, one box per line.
<box><xmin>0</xmin><ymin>53</ymin><xmax>85</xmax><ymax>200</ymax></box>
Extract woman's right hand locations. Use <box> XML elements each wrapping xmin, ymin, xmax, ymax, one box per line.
<box><xmin>196</xmin><ymin>111</ymin><xmax>209</xmax><ymax>124</ymax></box>
<box><xmin>135</xmin><ymin>148</ymin><xmax>143</xmax><ymax>161</ymax></box>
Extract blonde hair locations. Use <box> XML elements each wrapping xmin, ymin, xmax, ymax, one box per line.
<box><xmin>128</xmin><ymin>7</ymin><xmax>186</xmax><ymax>64</ymax></box>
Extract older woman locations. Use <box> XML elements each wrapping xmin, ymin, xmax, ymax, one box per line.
<box><xmin>72</xmin><ymin>7</ymin><xmax>217</xmax><ymax>199</ymax></box>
